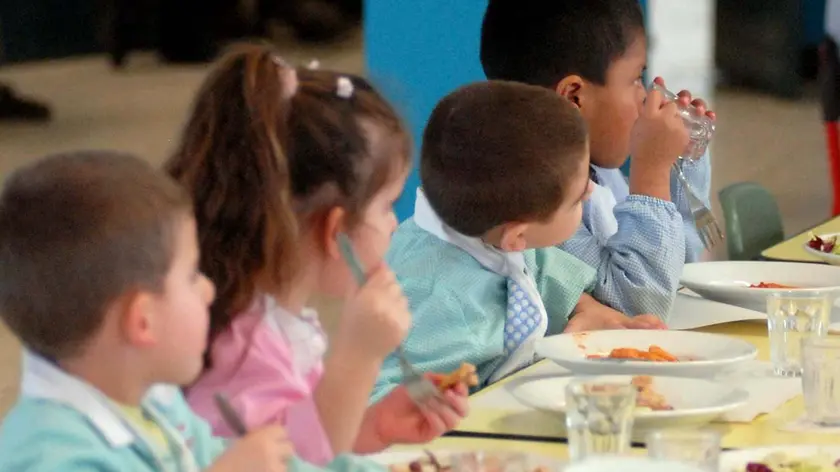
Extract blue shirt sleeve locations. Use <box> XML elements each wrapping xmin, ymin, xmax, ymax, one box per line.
<box><xmin>560</xmin><ymin>195</ymin><xmax>685</xmax><ymax>319</ymax></box>
<box><xmin>670</xmin><ymin>155</ymin><xmax>712</xmax><ymax>262</ymax></box>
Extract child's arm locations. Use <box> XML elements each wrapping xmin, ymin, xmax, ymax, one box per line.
<box><xmin>558</xmin><ymin>200</ymin><xmax>685</xmax><ymax>321</ymax></box>
<box><xmin>315</xmin><ymin>264</ymin><xmax>411</xmax><ymax>457</ymax></box>
<box><xmin>670</xmin><ymin>154</ymin><xmax>712</xmax><ymax>262</ymax></box>
<box><xmin>564</xmin><ymin>293</ymin><xmax>666</xmax><ymax>331</ymax></box>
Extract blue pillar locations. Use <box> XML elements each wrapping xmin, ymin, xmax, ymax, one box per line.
<box><xmin>365</xmin><ymin>1</ymin><xmax>488</xmax><ymax>222</ymax></box>
<box><xmin>365</xmin><ymin>0</ymin><xmax>647</xmax><ymax>216</ymax></box>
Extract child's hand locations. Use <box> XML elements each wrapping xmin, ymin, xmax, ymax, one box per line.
<box><xmin>564</xmin><ymin>295</ymin><xmax>666</xmax><ymax>332</ymax></box>
<box><xmin>335</xmin><ymin>264</ymin><xmax>411</xmax><ymax>360</ymax></box>
<box><xmin>629</xmin><ymin>78</ymin><xmax>690</xmax><ymax>200</ymax></box>
<box><xmin>653</xmin><ymin>77</ymin><xmax>717</xmax><ymax>122</ymax></box>
<box><xmin>361</xmin><ymin>374</ymin><xmax>469</xmax><ymax>450</ymax></box>
<box><xmin>209</xmin><ymin>425</ymin><xmax>292</xmax><ymax>472</ymax></box>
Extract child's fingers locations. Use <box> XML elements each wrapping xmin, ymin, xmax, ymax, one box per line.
<box><xmin>653</xmin><ymin>76</ymin><xmax>666</xmax><ymax>86</ymax></box>
<box><xmin>442</xmin><ymin>389</ymin><xmax>470</xmax><ymax>417</ymax></box>
<box><xmin>706</xmin><ymin>110</ymin><xmax>717</xmax><ymax>120</ymax></box>
<box><xmin>419</xmin><ymin>402</ymin><xmax>448</xmax><ymax>433</ymax></box>
<box><xmin>644</xmin><ymin>89</ymin><xmax>664</xmax><ymax>115</ymax></box>
<box><xmin>424</xmin><ymin>397</ymin><xmax>462</xmax><ymax>430</ymax></box>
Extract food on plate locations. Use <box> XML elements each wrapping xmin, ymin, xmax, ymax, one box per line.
<box><xmin>742</xmin><ymin>451</ymin><xmax>840</xmax><ymax>471</ymax></box>
<box><xmin>587</xmin><ymin>345</ymin><xmax>678</xmax><ymax>362</ymax></box>
<box><xmin>437</xmin><ymin>363</ymin><xmax>479</xmax><ymax>391</ymax></box>
<box><xmin>808</xmin><ymin>232</ymin><xmax>838</xmax><ymax>254</ymax></box>
<box><xmin>631</xmin><ymin>375</ymin><xmax>673</xmax><ymax>412</ymax></box>
<box><xmin>749</xmin><ymin>282</ymin><xmax>799</xmax><ymax>289</ymax></box>
<box><xmin>389</xmin><ymin>451</ymin><xmax>549</xmax><ymax>472</ymax></box>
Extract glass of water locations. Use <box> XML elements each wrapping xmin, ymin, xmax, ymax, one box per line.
<box><xmin>648</xmin><ymin>82</ymin><xmax>715</xmax><ymax>161</ymax></box>
<box><xmin>802</xmin><ymin>336</ymin><xmax>840</xmax><ymax>426</ymax></box>
<box><xmin>565</xmin><ymin>380</ymin><xmax>637</xmax><ymax>462</ymax></box>
<box><xmin>766</xmin><ymin>291</ymin><xmax>831</xmax><ymax>377</ymax></box>
<box><xmin>646</xmin><ymin>429</ymin><xmax>721</xmax><ymax>472</ymax></box>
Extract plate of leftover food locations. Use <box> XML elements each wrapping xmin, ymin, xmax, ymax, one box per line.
<box><xmin>680</xmin><ymin>261</ymin><xmax>840</xmax><ymax>312</ymax></box>
<box><xmin>367</xmin><ymin>450</ymin><xmax>564</xmax><ymax>472</ymax></box>
<box><xmin>510</xmin><ymin>375</ymin><xmax>747</xmax><ymax>429</ymax></box>
<box><xmin>804</xmin><ymin>232</ymin><xmax>840</xmax><ymax>267</ymax></box>
<box><xmin>720</xmin><ymin>445</ymin><xmax>840</xmax><ymax>471</ymax></box>
<box><xmin>536</xmin><ymin>330</ymin><xmax>757</xmax><ymax>377</ymax></box>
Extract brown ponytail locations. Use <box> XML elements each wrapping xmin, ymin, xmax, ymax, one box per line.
<box><xmin>166</xmin><ymin>42</ymin><xmax>410</xmax><ymax>365</ymax></box>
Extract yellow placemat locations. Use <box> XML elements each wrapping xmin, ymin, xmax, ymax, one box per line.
<box><xmin>456</xmin><ymin>322</ymin><xmax>840</xmax><ymax>449</ymax></box>
<box><xmin>761</xmin><ymin>216</ymin><xmax>840</xmax><ymax>262</ymax></box>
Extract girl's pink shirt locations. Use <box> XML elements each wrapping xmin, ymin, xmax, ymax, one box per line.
<box><xmin>187</xmin><ymin>296</ymin><xmax>333</xmax><ymax>465</ymax></box>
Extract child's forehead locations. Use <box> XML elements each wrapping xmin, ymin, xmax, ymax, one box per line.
<box><xmin>605</xmin><ymin>34</ymin><xmax>647</xmax><ymax>78</ymax></box>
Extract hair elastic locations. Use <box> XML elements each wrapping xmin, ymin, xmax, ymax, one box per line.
<box><xmin>336</xmin><ymin>77</ymin><xmax>354</xmax><ymax>99</ymax></box>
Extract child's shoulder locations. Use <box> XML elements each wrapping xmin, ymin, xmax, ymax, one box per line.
<box><xmin>387</xmin><ymin>219</ymin><xmax>502</xmax><ymax>291</ymax></box>
<box><xmin>0</xmin><ymin>397</ymin><xmax>123</xmax><ymax>471</ymax></box>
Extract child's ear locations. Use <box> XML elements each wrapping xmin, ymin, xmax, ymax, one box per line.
<box><xmin>120</xmin><ymin>291</ymin><xmax>157</xmax><ymax>347</ymax></box>
<box><xmin>499</xmin><ymin>222</ymin><xmax>530</xmax><ymax>252</ymax></box>
<box><xmin>556</xmin><ymin>75</ymin><xmax>585</xmax><ymax>108</ymax></box>
<box><xmin>321</xmin><ymin>206</ymin><xmax>348</xmax><ymax>260</ymax></box>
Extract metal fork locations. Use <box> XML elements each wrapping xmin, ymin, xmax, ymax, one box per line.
<box><xmin>673</xmin><ymin>162</ymin><xmax>724</xmax><ymax>250</ymax></box>
<box><xmin>336</xmin><ymin>233</ymin><xmax>442</xmax><ymax>406</ymax></box>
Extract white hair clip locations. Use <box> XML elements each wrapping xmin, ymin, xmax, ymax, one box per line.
<box><xmin>307</xmin><ymin>59</ymin><xmax>320</xmax><ymax>70</ymax></box>
<box><xmin>336</xmin><ymin>76</ymin><xmax>354</xmax><ymax>99</ymax></box>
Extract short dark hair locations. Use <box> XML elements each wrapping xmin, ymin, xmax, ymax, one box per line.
<box><xmin>480</xmin><ymin>0</ymin><xmax>645</xmax><ymax>87</ymax></box>
<box><xmin>421</xmin><ymin>80</ymin><xmax>588</xmax><ymax>236</ymax></box>
<box><xmin>0</xmin><ymin>151</ymin><xmax>191</xmax><ymax>359</ymax></box>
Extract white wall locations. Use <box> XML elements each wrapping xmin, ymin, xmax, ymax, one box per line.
<box><xmin>647</xmin><ymin>0</ymin><xmax>716</xmax><ymax>105</ymax></box>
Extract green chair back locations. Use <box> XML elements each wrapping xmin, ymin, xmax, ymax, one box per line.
<box><xmin>718</xmin><ymin>182</ymin><xmax>784</xmax><ymax>260</ymax></box>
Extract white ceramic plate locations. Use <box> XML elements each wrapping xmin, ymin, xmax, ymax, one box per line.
<box><xmin>536</xmin><ymin>330</ymin><xmax>757</xmax><ymax>377</ymax></box>
<box><xmin>510</xmin><ymin>375</ymin><xmax>748</xmax><ymax>430</ymax></box>
<box><xmin>565</xmin><ymin>456</ymin><xmax>706</xmax><ymax>472</ymax></box>
<box><xmin>366</xmin><ymin>450</ymin><xmax>565</xmax><ymax>471</ymax></box>
<box><xmin>804</xmin><ymin>232</ymin><xmax>840</xmax><ymax>266</ymax></box>
<box><xmin>680</xmin><ymin>261</ymin><xmax>840</xmax><ymax>312</ymax></box>
<box><xmin>720</xmin><ymin>445</ymin><xmax>840</xmax><ymax>471</ymax></box>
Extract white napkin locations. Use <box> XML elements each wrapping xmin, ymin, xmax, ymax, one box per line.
<box><xmin>470</xmin><ymin>360</ymin><xmax>800</xmax><ymax>424</ymax></box>
<box><xmin>667</xmin><ymin>291</ymin><xmax>766</xmax><ymax>330</ymax></box>
<box><xmin>715</xmin><ymin>361</ymin><xmax>801</xmax><ymax>422</ymax></box>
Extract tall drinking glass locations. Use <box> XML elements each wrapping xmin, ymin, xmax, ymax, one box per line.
<box><xmin>802</xmin><ymin>336</ymin><xmax>840</xmax><ymax>426</ymax></box>
<box><xmin>767</xmin><ymin>291</ymin><xmax>831</xmax><ymax>377</ymax></box>
<box><xmin>565</xmin><ymin>380</ymin><xmax>636</xmax><ymax>462</ymax></box>
<box><xmin>648</xmin><ymin>82</ymin><xmax>715</xmax><ymax>161</ymax></box>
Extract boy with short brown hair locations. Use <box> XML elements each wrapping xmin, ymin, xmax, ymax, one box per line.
<box><xmin>0</xmin><ymin>151</ymin><xmax>296</xmax><ymax>471</ymax></box>
<box><xmin>373</xmin><ymin>81</ymin><xmax>663</xmax><ymax>400</ymax></box>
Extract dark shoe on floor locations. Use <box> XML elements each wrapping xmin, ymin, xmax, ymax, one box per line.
<box><xmin>0</xmin><ymin>86</ymin><xmax>52</xmax><ymax>122</ymax></box>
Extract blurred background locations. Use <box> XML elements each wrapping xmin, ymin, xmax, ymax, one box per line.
<box><xmin>0</xmin><ymin>0</ymin><xmax>835</xmax><ymax>409</ymax></box>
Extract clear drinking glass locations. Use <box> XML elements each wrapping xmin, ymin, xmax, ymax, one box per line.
<box><xmin>646</xmin><ymin>429</ymin><xmax>721</xmax><ymax>472</ymax></box>
<box><xmin>766</xmin><ymin>291</ymin><xmax>831</xmax><ymax>377</ymax></box>
<box><xmin>648</xmin><ymin>82</ymin><xmax>715</xmax><ymax>161</ymax></box>
<box><xmin>802</xmin><ymin>336</ymin><xmax>840</xmax><ymax>426</ymax></box>
<box><xmin>450</xmin><ymin>452</ymin><xmax>530</xmax><ymax>472</ymax></box>
<box><xmin>565</xmin><ymin>380</ymin><xmax>637</xmax><ymax>462</ymax></box>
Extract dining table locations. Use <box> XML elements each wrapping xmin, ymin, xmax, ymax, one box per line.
<box><xmin>761</xmin><ymin>215</ymin><xmax>840</xmax><ymax>262</ymax></box>
<box><xmin>380</xmin><ymin>321</ymin><xmax>840</xmax><ymax>463</ymax></box>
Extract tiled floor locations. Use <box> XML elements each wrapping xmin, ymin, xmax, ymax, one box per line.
<box><xmin>0</xmin><ymin>29</ymin><xmax>832</xmax><ymax>415</ymax></box>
